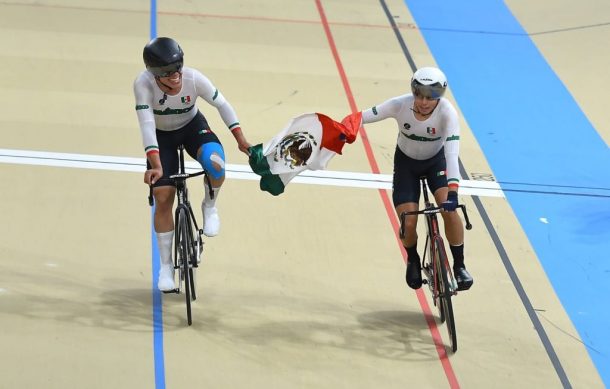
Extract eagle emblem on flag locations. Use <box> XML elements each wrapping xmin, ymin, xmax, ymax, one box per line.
<box><xmin>274</xmin><ymin>132</ymin><xmax>318</xmax><ymax>169</ymax></box>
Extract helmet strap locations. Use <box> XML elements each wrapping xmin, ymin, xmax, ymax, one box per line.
<box><xmin>156</xmin><ymin>78</ymin><xmax>172</xmax><ymax>90</ymax></box>
<box><xmin>411</xmin><ymin>97</ymin><xmax>440</xmax><ymax>118</ymax></box>
<box><xmin>411</xmin><ymin>106</ymin><xmax>435</xmax><ymax>118</ymax></box>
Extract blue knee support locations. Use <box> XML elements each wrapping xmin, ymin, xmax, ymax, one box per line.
<box><xmin>197</xmin><ymin>142</ymin><xmax>225</xmax><ymax>180</ymax></box>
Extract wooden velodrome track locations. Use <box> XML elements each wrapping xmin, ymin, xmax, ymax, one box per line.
<box><xmin>1</xmin><ymin>0</ymin><xmax>608</xmax><ymax>388</ymax></box>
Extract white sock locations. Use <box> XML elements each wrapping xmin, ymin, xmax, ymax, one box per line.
<box><xmin>203</xmin><ymin>185</ymin><xmax>221</xmax><ymax>208</ymax></box>
<box><xmin>156</xmin><ymin>230</ymin><xmax>174</xmax><ymax>266</ymax></box>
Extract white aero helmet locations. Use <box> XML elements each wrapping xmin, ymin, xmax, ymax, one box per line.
<box><xmin>410</xmin><ymin>67</ymin><xmax>448</xmax><ymax>99</ymax></box>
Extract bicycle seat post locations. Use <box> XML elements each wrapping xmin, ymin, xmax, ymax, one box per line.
<box><xmin>178</xmin><ymin>144</ymin><xmax>186</xmax><ymax>175</ymax></box>
<box><xmin>420</xmin><ymin>177</ymin><xmax>432</xmax><ymax>208</ymax></box>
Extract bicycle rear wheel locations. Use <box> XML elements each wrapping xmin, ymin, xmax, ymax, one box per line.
<box><xmin>433</xmin><ymin>236</ymin><xmax>457</xmax><ymax>353</ymax></box>
<box><xmin>177</xmin><ymin>208</ymin><xmax>193</xmax><ymax>325</ymax></box>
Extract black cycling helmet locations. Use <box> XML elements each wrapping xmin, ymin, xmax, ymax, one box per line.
<box><xmin>143</xmin><ymin>37</ymin><xmax>184</xmax><ymax>77</ymax></box>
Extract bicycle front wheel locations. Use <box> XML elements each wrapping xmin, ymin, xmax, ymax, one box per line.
<box><xmin>177</xmin><ymin>208</ymin><xmax>193</xmax><ymax>326</ymax></box>
<box><xmin>433</xmin><ymin>236</ymin><xmax>457</xmax><ymax>353</ymax></box>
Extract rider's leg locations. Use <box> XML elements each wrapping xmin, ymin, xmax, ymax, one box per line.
<box><xmin>151</xmin><ymin>128</ymin><xmax>180</xmax><ymax>291</ymax></box>
<box><xmin>396</xmin><ymin>201</ymin><xmax>422</xmax><ymax>289</ymax></box>
<box><xmin>197</xmin><ymin>142</ymin><xmax>225</xmax><ymax>237</ymax></box>
<box><xmin>396</xmin><ymin>202</ymin><xmax>419</xmax><ymax>248</ymax></box>
<box><xmin>153</xmin><ymin>185</ymin><xmax>177</xmax><ymax>291</ymax></box>
<box><xmin>153</xmin><ymin>186</ymin><xmax>176</xmax><ymax>233</ymax></box>
<box><xmin>434</xmin><ymin>187</ymin><xmax>472</xmax><ymax>290</ymax></box>
<box><xmin>392</xmin><ymin>147</ymin><xmax>424</xmax><ymax>289</ymax></box>
<box><xmin>433</xmin><ymin>187</ymin><xmax>464</xmax><ymax>247</ymax></box>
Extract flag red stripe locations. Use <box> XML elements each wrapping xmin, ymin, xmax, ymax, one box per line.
<box><xmin>317</xmin><ymin>112</ymin><xmax>361</xmax><ymax>155</ymax></box>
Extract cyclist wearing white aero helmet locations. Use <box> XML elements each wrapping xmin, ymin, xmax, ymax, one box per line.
<box><xmin>133</xmin><ymin>37</ymin><xmax>251</xmax><ymax>291</ymax></box>
<box><xmin>359</xmin><ymin>66</ymin><xmax>473</xmax><ymax>291</ymax></box>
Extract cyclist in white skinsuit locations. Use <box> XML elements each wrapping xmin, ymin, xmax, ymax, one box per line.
<box><xmin>134</xmin><ymin>37</ymin><xmax>251</xmax><ymax>291</ymax></box>
<box><xmin>359</xmin><ymin>67</ymin><xmax>473</xmax><ymax>291</ymax></box>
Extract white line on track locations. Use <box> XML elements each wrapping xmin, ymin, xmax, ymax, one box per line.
<box><xmin>0</xmin><ymin>148</ymin><xmax>504</xmax><ymax>197</ymax></box>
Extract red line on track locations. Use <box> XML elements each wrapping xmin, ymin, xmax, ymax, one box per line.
<box><xmin>314</xmin><ymin>0</ymin><xmax>460</xmax><ymax>387</ymax></box>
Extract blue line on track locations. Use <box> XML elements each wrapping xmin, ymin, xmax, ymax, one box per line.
<box><xmin>151</xmin><ymin>219</ymin><xmax>166</xmax><ymax>389</ymax></box>
<box><xmin>150</xmin><ymin>0</ymin><xmax>157</xmax><ymax>40</ymax></box>
<box><xmin>149</xmin><ymin>1</ymin><xmax>165</xmax><ymax>388</ymax></box>
<box><xmin>404</xmin><ymin>0</ymin><xmax>610</xmax><ymax>386</ymax></box>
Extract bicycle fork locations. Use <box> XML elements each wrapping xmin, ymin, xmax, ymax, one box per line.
<box><xmin>421</xmin><ymin>236</ymin><xmax>439</xmax><ymax>302</ymax></box>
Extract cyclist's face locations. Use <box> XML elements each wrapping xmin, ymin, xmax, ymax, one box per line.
<box><xmin>413</xmin><ymin>93</ymin><xmax>439</xmax><ymax>115</ymax></box>
<box><xmin>159</xmin><ymin>71</ymin><xmax>182</xmax><ymax>87</ymax></box>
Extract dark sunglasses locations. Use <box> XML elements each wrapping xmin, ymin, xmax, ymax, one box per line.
<box><xmin>148</xmin><ymin>61</ymin><xmax>183</xmax><ymax>78</ymax></box>
<box><xmin>412</xmin><ymin>82</ymin><xmax>445</xmax><ymax>100</ymax></box>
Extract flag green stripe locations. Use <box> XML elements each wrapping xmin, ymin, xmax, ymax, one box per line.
<box><xmin>248</xmin><ymin>144</ymin><xmax>286</xmax><ymax>196</ymax></box>
<box><xmin>260</xmin><ymin>175</ymin><xmax>285</xmax><ymax>196</ymax></box>
<box><xmin>248</xmin><ymin>144</ymin><xmax>271</xmax><ymax>175</ymax></box>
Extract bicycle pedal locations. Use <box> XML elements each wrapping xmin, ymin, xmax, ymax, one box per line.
<box><xmin>162</xmin><ymin>288</ymin><xmax>180</xmax><ymax>294</ymax></box>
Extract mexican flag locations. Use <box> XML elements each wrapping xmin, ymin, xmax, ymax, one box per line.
<box><xmin>248</xmin><ymin>112</ymin><xmax>361</xmax><ymax>195</ymax></box>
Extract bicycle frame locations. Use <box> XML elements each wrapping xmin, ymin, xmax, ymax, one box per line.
<box><xmin>421</xmin><ymin>180</ymin><xmax>454</xmax><ymax>299</ymax></box>
<box><xmin>171</xmin><ymin>145</ymin><xmax>205</xmax><ymax>247</ymax></box>
<box><xmin>400</xmin><ymin>178</ymin><xmax>471</xmax><ymax>296</ymax></box>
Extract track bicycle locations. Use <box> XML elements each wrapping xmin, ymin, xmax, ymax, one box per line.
<box><xmin>400</xmin><ymin>177</ymin><xmax>472</xmax><ymax>353</ymax></box>
<box><xmin>148</xmin><ymin>144</ymin><xmax>211</xmax><ymax>326</ymax></box>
